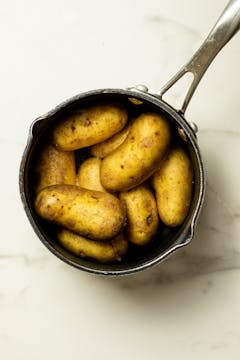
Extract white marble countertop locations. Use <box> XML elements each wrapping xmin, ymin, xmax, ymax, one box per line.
<box><xmin>1</xmin><ymin>0</ymin><xmax>240</xmax><ymax>359</ymax></box>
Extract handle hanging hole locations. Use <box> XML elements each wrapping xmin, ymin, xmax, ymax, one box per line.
<box><xmin>161</xmin><ymin>71</ymin><xmax>194</xmax><ymax>112</ymax></box>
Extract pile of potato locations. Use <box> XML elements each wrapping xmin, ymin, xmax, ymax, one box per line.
<box><xmin>34</xmin><ymin>101</ymin><xmax>193</xmax><ymax>263</ymax></box>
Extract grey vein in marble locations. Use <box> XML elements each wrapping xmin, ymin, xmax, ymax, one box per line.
<box><xmin>145</xmin><ymin>15</ymin><xmax>201</xmax><ymax>41</ymax></box>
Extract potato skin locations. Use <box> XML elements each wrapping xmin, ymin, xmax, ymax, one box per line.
<box><xmin>100</xmin><ymin>112</ymin><xmax>171</xmax><ymax>192</ymax></box>
<box><xmin>151</xmin><ymin>147</ymin><xmax>193</xmax><ymax>227</ymax></box>
<box><xmin>77</xmin><ymin>157</ymin><xmax>106</xmax><ymax>192</ymax></box>
<box><xmin>34</xmin><ymin>143</ymin><xmax>76</xmax><ymax>193</ymax></box>
<box><xmin>90</xmin><ymin>125</ymin><xmax>129</xmax><ymax>158</ymax></box>
<box><xmin>34</xmin><ymin>185</ymin><xmax>126</xmax><ymax>240</ymax></box>
<box><xmin>128</xmin><ymin>98</ymin><xmax>143</xmax><ymax>105</ymax></box>
<box><xmin>58</xmin><ymin>229</ymin><xmax>128</xmax><ymax>263</ymax></box>
<box><xmin>120</xmin><ymin>184</ymin><xmax>159</xmax><ymax>245</ymax></box>
<box><xmin>53</xmin><ymin>103</ymin><xmax>128</xmax><ymax>151</ymax></box>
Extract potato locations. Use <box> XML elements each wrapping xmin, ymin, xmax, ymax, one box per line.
<box><xmin>151</xmin><ymin>147</ymin><xmax>193</xmax><ymax>227</ymax></box>
<box><xmin>120</xmin><ymin>184</ymin><xmax>159</xmax><ymax>245</ymax></box>
<box><xmin>58</xmin><ymin>229</ymin><xmax>128</xmax><ymax>263</ymax></box>
<box><xmin>90</xmin><ymin>125</ymin><xmax>129</xmax><ymax>158</ymax></box>
<box><xmin>34</xmin><ymin>143</ymin><xmax>76</xmax><ymax>193</ymax></box>
<box><xmin>100</xmin><ymin>112</ymin><xmax>171</xmax><ymax>192</ymax></box>
<box><xmin>77</xmin><ymin>157</ymin><xmax>106</xmax><ymax>192</ymax></box>
<box><xmin>53</xmin><ymin>103</ymin><xmax>128</xmax><ymax>151</ymax></box>
<box><xmin>71</xmin><ymin>164</ymin><xmax>128</xmax><ymax>260</ymax></box>
<box><xmin>128</xmin><ymin>98</ymin><xmax>143</xmax><ymax>105</ymax></box>
<box><xmin>34</xmin><ymin>184</ymin><xmax>126</xmax><ymax>240</ymax></box>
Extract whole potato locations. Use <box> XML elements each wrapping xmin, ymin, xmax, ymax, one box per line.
<box><xmin>53</xmin><ymin>103</ymin><xmax>128</xmax><ymax>151</ymax></box>
<box><xmin>100</xmin><ymin>112</ymin><xmax>171</xmax><ymax>192</ymax></box>
<box><xmin>34</xmin><ymin>143</ymin><xmax>76</xmax><ymax>193</ymax></box>
<box><xmin>120</xmin><ymin>184</ymin><xmax>159</xmax><ymax>245</ymax></box>
<box><xmin>77</xmin><ymin>157</ymin><xmax>106</xmax><ymax>192</ymax></box>
<box><xmin>90</xmin><ymin>124</ymin><xmax>129</xmax><ymax>158</ymax></box>
<box><xmin>151</xmin><ymin>147</ymin><xmax>193</xmax><ymax>227</ymax></box>
<box><xmin>58</xmin><ymin>229</ymin><xmax>128</xmax><ymax>263</ymax></box>
<box><xmin>34</xmin><ymin>184</ymin><xmax>126</xmax><ymax>240</ymax></box>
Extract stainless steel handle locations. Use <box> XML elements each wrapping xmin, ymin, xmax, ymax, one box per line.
<box><xmin>159</xmin><ymin>0</ymin><xmax>240</xmax><ymax>114</ymax></box>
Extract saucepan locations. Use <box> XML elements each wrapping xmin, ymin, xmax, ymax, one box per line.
<box><xmin>19</xmin><ymin>0</ymin><xmax>240</xmax><ymax>275</ymax></box>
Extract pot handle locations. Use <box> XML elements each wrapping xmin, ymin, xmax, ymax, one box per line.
<box><xmin>158</xmin><ymin>0</ymin><xmax>240</xmax><ymax>114</ymax></box>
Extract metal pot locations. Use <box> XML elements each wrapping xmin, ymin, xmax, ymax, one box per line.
<box><xmin>19</xmin><ymin>0</ymin><xmax>240</xmax><ymax>275</ymax></box>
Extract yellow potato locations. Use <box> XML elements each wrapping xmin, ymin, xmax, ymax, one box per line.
<box><xmin>128</xmin><ymin>98</ymin><xmax>143</xmax><ymax>105</ymax></box>
<box><xmin>120</xmin><ymin>184</ymin><xmax>159</xmax><ymax>245</ymax></box>
<box><xmin>58</xmin><ymin>229</ymin><xmax>128</xmax><ymax>263</ymax></box>
<box><xmin>90</xmin><ymin>125</ymin><xmax>129</xmax><ymax>158</ymax></box>
<box><xmin>151</xmin><ymin>147</ymin><xmax>193</xmax><ymax>227</ymax></box>
<box><xmin>34</xmin><ymin>184</ymin><xmax>126</xmax><ymax>240</ymax></box>
<box><xmin>53</xmin><ymin>103</ymin><xmax>128</xmax><ymax>151</ymax></box>
<box><xmin>77</xmin><ymin>157</ymin><xmax>106</xmax><ymax>192</ymax></box>
<box><xmin>100</xmin><ymin>112</ymin><xmax>171</xmax><ymax>192</ymax></box>
<box><xmin>34</xmin><ymin>143</ymin><xmax>76</xmax><ymax>193</ymax></box>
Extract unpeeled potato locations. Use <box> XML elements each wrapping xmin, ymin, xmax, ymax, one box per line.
<box><xmin>77</xmin><ymin>157</ymin><xmax>106</xmax><ymax>192</ymax></box>
<box><xmin>90</xmin><ymin>124</ymin><xmax>129</xmax><ymax>158</ymax></box>
<box><xmin>58</xmin><ymin>229</ymin><xmax>128</xmax><ymax>263</ymax></box>
<box><xmin>100</xmin><ymin>112</ymin><xmax>172</xmax><ymax>192</ymax></box>
<box><xmin>53</xmin><ymin>103</ymin><xmax>128</xmax><ymax>151</ymax></box>
<box><xmin>151</xmin><ymin>147</ymin><xmax>193</xmax><ymax>227</ymax></box>
<box><xmin>34</xmin><ymin>184</ymin><xmax>126</xmax><ymax>240</ymax></box>
<box><xmin>34</xmin><ymin>142</ymin><xmax>76</xmax><ymax>193</ymax></box>
<box><xmin>120</xmin><ymin>184</ymin><xmax>159</xmax><ymax>245</ymax></box>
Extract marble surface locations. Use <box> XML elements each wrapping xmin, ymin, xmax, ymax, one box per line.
<box><xmin>1</xmin><ymin>0</ymin><xmax>240</xmax><ymax>359</ymax></box>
